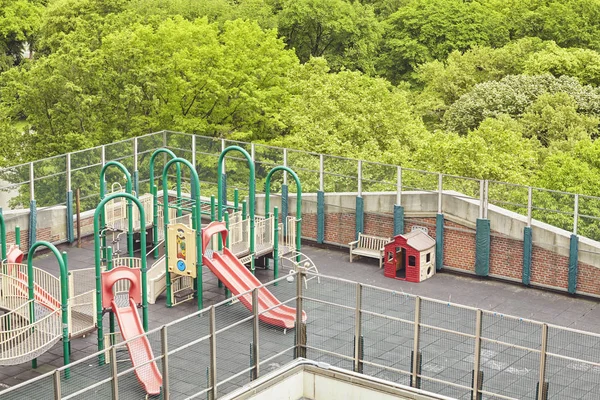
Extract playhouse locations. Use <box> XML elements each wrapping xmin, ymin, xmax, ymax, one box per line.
<box><xmin>383</xmin><ymin>229</ymin><xmax>436</xmax><ymax>282</ymax></box>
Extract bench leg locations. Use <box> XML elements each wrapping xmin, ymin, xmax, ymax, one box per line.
<box><xmin>349</xmin><ymin>251</ymin><xmax>353</xmax><ymax>263</ymax></box>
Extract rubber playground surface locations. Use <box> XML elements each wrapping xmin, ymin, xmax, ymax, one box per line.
<box><xmin>2</xmin><ymin>240</ymin><xmax>600</xmax><ymax>399</ymax></box>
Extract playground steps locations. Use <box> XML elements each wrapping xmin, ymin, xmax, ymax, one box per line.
<box><xmin>173</xmin><ymin>288</ymin><xmax>195</xmax><ymax>301</ymax></box>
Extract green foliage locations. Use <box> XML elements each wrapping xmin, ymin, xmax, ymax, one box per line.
<box><xmin>523</xmin><ymin>43</ymin><xmax>600</xmax><ymax>86</ymax></box>
<box><xmin>378</xmin><ymin>0</ymin><xmax>510</xmax><ymax>83</ymax></box>
<box><xmin>277</xmin><ymin>0</ymin><xmax>381</xmax><ymax>73</ymax></box>
<box><xmin>0</xmin><ymin>0</ymin><xmax>44</xmax><ymax>70</ymax></box>
<box><xmin>443</xmin><ymin>74</ymin><xmax>600</xmax><ymax>134</ymax></box>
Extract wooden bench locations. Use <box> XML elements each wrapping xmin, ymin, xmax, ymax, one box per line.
<box><xmin>349</xmin><ymin>233</ymin><xmax>391</xmax><ymax>269</ymax></box>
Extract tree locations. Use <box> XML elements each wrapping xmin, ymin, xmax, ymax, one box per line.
<box><xmin>443</xmin><ymin>74</ymin><xmax>600</xmax><ymax>134</ymax></box>
<box><xmin>523</xmin><ymin>43</ymin><xmax>600</xmax><ymax>86</ymax></box>
<box><xmin>378</xmin><ymin>0</ymin><xmax>510</xmax><ymax>83</ymax></box>
<box><xmin>277</xmin><ymin>0</ymin><xmax>381</xmax><ymax>73</ymax></box>
<box><xmin>0</xmin><ymin>0</ymin><xmax>44</xmax><ymax>71</ymax></box>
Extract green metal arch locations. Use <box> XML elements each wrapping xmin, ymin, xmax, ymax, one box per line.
<box><xmin>217</xmin><ymin>146</ymin><xmax>255</xmax><ymax>259</ymax></box>
<box><xmin>27</xmin><ymin>241</ymin><xmax>70</xmax><ymax>369</ymax></box>
<box><xmin>161</xmin><ymin>157</ymin><xmax>203</xmax><ymax>310</ymax></box>
<box><xmin>264</xmin><ymin>166</ymin><xmax>302</xmax><ymax>255</ymax></box>
<box><xmin>93</xmin><ymin>192</ymin><xmax>148</xmax><ymax>358</ymax></box>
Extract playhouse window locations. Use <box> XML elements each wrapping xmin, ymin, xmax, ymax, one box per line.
<box><xmin>387</xmin><ymin>251</ymin><xmax>393</xmax><ymax>262</ymax></box>
<box><xmin>426</xmin><ymin>253</ymin><xmax>431</xmax><ymax>263</ymax></box>
<box><xmin>408</xmin><ymin>255</ymin><xmax>416</xmax><ymax>267</ymax></box>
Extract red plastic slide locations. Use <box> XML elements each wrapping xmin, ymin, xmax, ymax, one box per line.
<box><xmin>202</xmin><ymin>222</ymin><xmax>307</xmax><ymax>329</ymax></box>
<box><xmin>102</xmin><ymin>267</ymin><xmax>162</xmax><ymax>396</ymax></box>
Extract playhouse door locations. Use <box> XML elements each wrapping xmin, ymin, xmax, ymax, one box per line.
<box><xmin>395</xmin><ymin>247</ymin><xmax>406</xmax><ymax>278</ymax></box>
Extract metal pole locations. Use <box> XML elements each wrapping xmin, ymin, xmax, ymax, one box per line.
<box><xmin>29</xmin><ymin>162</ymin><xmax>34</xmax><ymax>201</ymax></box>
<box><xmin>397</xmin><ymin>167</ymin><xmax>402</xmax><ymax>206</ymax></box>
<box><xmin>161</xmin><ymin>326</ymin><xmax>170</xmax><ymax>400</ymax></box>
<box><xmin>573</xmin><ymin>194</ymin><xmax>579</xmax><ymax>235</ymax></box>
<box><xmin>209</xmin><ymin>306</ymin><xmax>218</xmax><ymax>400</ymax></box>
<box><xmin>66</xmin><ymin>153</ymin><xmax>71</xmax><ymax>192</ymax></box>
<box><xmin>110</xmin><ymin>346</ymin><xmax>119</xmax><ymax>399</ymax></box>
<box><xmin>53</xmin><ymin>369</ymin><xmax>61</xmax><ymax>400</ymax></box>
<box><xmin>527</xmin><ymin>187</ymin><xmax>533</xmax><ymax>227</ymax></box>
<box><xmin>133</xmin><ymin>137</ymin><xmax>138</xmax><ymax>174</ymax></box>
<box><xmin>437</xmin><ymin>173</ymin><xmax>443</xmax><ymax>214</ymax></box>
<box><xmin>295</xmin><ymin>267</ymin><xmax>305</xmax><ymax>358</ymax></box>
<box><xmin>357</xmin><ymin>160</ymin><xmax>362</xmax><ymax>198</ymax></box>
<box><xmin>538</xmin><ymin>324</ymin><xmax>548</xmax><ymax>400</ymax></box>
<box><xmin>283</xmin><ymin>148</ymin><xmax>287</xmax><ymax>185</ymax></box>
<box><xmin>76</xmin><ymin>188</ymin><xmax>81</xmax><ymax>248</ymax></box>
<box><xmin>483</xmin><ymin>180</ymin><xmax>489</xmax><ymax>219</ymax></box>
<box><xmin>191</xmin><ymin>134</ymin><xmax>196</xmax><ymax>167</ymax></box>
<box><xmin>101</xmin><ymin>144</ymin><xmax>106</xmax><ymax>166</ymax></box>
<box><xmin>411</xmin><ymin>296</ymin><xmax>421</xmax><ymax>388</ymax></box>
<box><xmin>319</xmin><ymin>154</ymin><xmax>324</xmax><ymax>192</ymax></box>
<box><xmin>251</xmin><ymin>142</ymin><xmax>255</xmax><ymax>162</ymax></box>
<box><xmin>479</xmin><ymin>180</ymin><xmax>484</xmax><ymax>220</ymax></box>
<box><xmin>354</xmin><ymin>283</ymin><xmax>362</xmax><ymax>373</ymax></box>
<box><xmin>472</xmin><ymin>309</ymin><xmax>483</xmax><ymax>400</ymax></box>
<box><xmin>252</xmin><ymin>288</ymin><xmax>260</xmax><ymax>380</ymax></box>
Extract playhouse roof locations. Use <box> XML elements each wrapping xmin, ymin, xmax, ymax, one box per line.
<box><xmin>403</xmin><ymin>230</ymin><xmax>435</xmax><ymax>251</ymax></box>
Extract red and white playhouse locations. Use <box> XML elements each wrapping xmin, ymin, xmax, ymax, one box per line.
<box><xmin>383</xmin><ymin>230</ymin><xmax>436</xmax><ymax>282</ymax></box>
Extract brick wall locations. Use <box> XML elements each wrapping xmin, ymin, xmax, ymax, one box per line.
<box><xmin>490</xmin><ymin>235</ymin><xmax>523</xmax><ymax>280</ymax></box>
<box><xmin>364</xmin><ymin>212</ymin><xmax>394</xmax><ymax>238</ymax></box>
<box><xmin>531</xmin><ymin>244</ymin><xmax>570</xmax><ymax>290</ymax></box>
<box><xmin>577</xmin><ymin>261</ymin><xmax>600</xmax><ymax>295</ymax></box>
<box><xmin>443</xmin><ymin>220</ymin><xmax>476</xmax><ymax>273</ymax></box>
<box><xmin>324</xmin><ymin>212</ymin><xmax>355</xmax><ymax>244</ymax></box>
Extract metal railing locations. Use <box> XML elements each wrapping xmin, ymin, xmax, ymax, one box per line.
<box><xmin>2</xmin><ymin>270</ymin><xmax>600</xmax><ymax>399</ymax></box>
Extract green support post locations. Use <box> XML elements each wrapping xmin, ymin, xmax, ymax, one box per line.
<box><xmin>234</xmin><ymin>189</ymin><xmax>239</xmax><ymax>212</ymax></box>
<box><xmin>161</xmin><ymin>158</ymin><xmax>203</xmax><ymax>310</ymax></box>
<box><xmin>15</xmin><ymin>225</ymin><xmax>20</xmax><ymax>248</ymax></box>
<box><xmin>224</xmin><ymin>212</ymin><xmax>231</xmax><ymax>299</ymax></box>
<box><xmin>394</xmin><ymin>205</ymin><xmax>404</xmax><ymax>236</ymax></box>
<box><xmin>0</xmin><ymin>212</ymin><xmax>6</xmax><ymax>260</ymax></box>
<box><xmin>475</xmin><ymin>219</ymin><xmax>491</xmax><ymax>276</ymax></box>
<box><xmin>107</xmin><ymin>247</ymin><xmax>115</xmax><ymax>345</ymax></box>
<box><xmin>242</xmin><ymin>200</ymin><xmax>247</xmax><ymax>220</ymax></box>
<box><xmin>218</xmin><ymin>146</ymin><xmax>255</xmax><ymax>272</ymax></box>
<box><xmin>435</xmin><ymin>214</ymin><xmax>444</xmax><ymax>271</ymax></box>
<box><xmin>149</xmin><ymin>148</ymin><xmax>182</xmax><ymax>259</ymax></box>
<box><xmin>94</xmin><ymin>193</ymin><xmax>149</xmax><ymax>363</ymax></box>
<box><xmin>274</xmin><ymin>206</ymin><xmax>279</xmax><ymax>285</ymax></box>
<box><xmin>355</xmin><ymin>196</ymin><xmax>364</xmax><ymax>239</ymax></box>
<box><xmin>27</xmin><ymin>242</ymin><xmax>69</xmax><ymax>372</ymax></box>
<box><xmin>317</xmin><ymin>191</ymin><xmax>324</xmax><ymax>244</ymax></box>
<box><xmin>522</xmin><ymin>227</ymin><xmax>532</xmax><ymax>286</ymax></box>
<box><xmin>265</xmin><ymin>166</ymin><xmax>302</xmax><ymax>263</ymax></box>
<box><xmin>210</xmin><ymin>195</ymin><xmax>216</xmax><ymax>222</ymax></box>
<box><xmin>99</xmin><ymin>161</ymin><xmax>134</xmax><ymax>258</ymax></box>
<box><xmin>66</xmin><ymin>190</ymin><xmax>74</xmax><ymax>243</ymax></box>
<box><xmin>568</xmin><ymin>234</ymin><xmax>579</xmax><ymax>294</ymax></box>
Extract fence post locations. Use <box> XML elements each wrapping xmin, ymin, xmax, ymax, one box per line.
<box><xmin>438</xmin><ymin>173</ymin><xmax>443</xmax><ymax>214</ymax></box>
<box><xmin>472</xmin><ymin>309</ymin><xmax>483</xmax><ymax>400</ymax></box>
<box><xmin>282</xmin><ymin>148</ymin><xmax>289</xmax><ymax>236</ymax></box>
<box><xmin>161</xmin><ymin>325</ymin><xmax>170</xmax><ymax>400</ymax></box>
<box><xmin>475</xmin><ymin>180</ymin><xmax>491</xmax><ymax>277</ymax></box>
<box><xmin>317</xmin><ymin>154</ymin><xmax>325</xmax><ymax>244</ymax></box>
<box><xmin>355</xmin><ymin>160</ymin><xmax>364</xmax><ymax>239</ymax></box>
<box><xmin>568</xmin><ymin>194</ymin><xmax>579</xmax><ymax>294</ymax></box>
<box><xmin>29</xmin><ymin>162</ymin><xmax>36</xmax><ymax>249</ymax></box>
<box><xmin>133</xmin><ymin>137</ymin><xmax>139</xmax><ymax>196</ymax></box>
<box><xmin>537</xmin><ymin>324</ymin><xmax>549</xmax><ymax>400</ymax></box>
<box><xmin>252</xmin><ymin>288</ymin><xmax>260</xmax><ymax>380</ymax></box>
<box><xmin>295</xmin><ymin>268</ymin><xmax>306</xmax><ymax>359</ymax></box>
<box><xmin>394</xmin><ymin>166</ymin><xmax>404</xmax><ymax>236</ymax></box>
<box><xmin>53</xmin><ymin>369</ymin><xmax>61</xmax><ymax>400</ymax></box>
<box><xmin>479</xmin><ymin>180</ymin><xmax>484</xmax><ymax>220</ymax></box>
<box><xmin>523</xmin><ymin>187</ymin><xmax>533</xmax><ymax>286</ymax></box>
<box><xmin>209</xmin><ymin>306</ymin><xmax>217</xmax><ymax>400</ymax></box>
<box><xmin>354</xmin><ymin>283</ymin><xmax>363</xmax><ymax>373</ymax></box>
<box><xmin>411</xmin><ymin>296</ymin><xmax>422</xmax><ymax>388</ymax></box>
<box><xmin>110</xmin><ymin>346</ymin><xmax>119</xmax><ymax>399</ymax></box>
<box><xmin>66</xmin><ymin>153</ymin><xmax>74</xmax><ymax>243</ymax></box>
<box><xmin>192</xmin><ymin>134</ymin><xmax>196</xmax><ymax>167</ymax></box>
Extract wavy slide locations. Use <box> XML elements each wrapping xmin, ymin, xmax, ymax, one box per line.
<box><xmin>202</xmin><ymin>222</ymin><xmax>306</xmax><ymax>330</ymax></box>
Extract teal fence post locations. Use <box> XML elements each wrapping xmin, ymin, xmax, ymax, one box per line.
<box><xmin>568</xmin><ymin>234</ymin><xmax>579</xmax><ymax>294</ymax></box>
<box><xmin>475</xmin><ymin>219</ymin><xmax>491</xmax><ymax>276</ymax></box>
<box><xmin>66</xmin><ymin>191</ymin><xmax>74</xmax><ymax>243</ymax></box>
<box><xmin>133</xmin><ymin>170</ymin><xmax>139</xmax><ymax>197</ymax></box>
<box><xmin>281</xmin><ymin>184</ymin><xmax>288</xmax><ymax>235</ymax></box>
<box><xmin>435</xmin><ymin>214</ymin><xmax>444</xmax><ymax>271</ymax></box>
<box><xmin>29</xmin><ymin>200</ymin><xmax>37</xmax><ymax>249</ymax></box>
<box><xmin>522</xmin><ymin>227</ymin><xmax>532</xmax><ymax>286</ymax></box>
<box><xmin>393</xmin><ymin>205</ymin><xmax>404</xmax><ymax>236</ymax></box>
<box><xmin>355</xmin><ymin>197</ymin><xmax>364</xmax><ymax>239</ymax></box>
<box><xmin>317</xmin><ymin>191</ymin><xmax>325</xmax><ymax>243</ymax></box>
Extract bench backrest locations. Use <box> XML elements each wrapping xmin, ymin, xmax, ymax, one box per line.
<box><xmin>357</xmin><ymin>233</ymin><xmax>390</xmax><ymax>250</ymax></box>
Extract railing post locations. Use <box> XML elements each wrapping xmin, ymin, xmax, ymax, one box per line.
<box><xmin>354</xmin><ymin>283</ymin><xmax>363</xmax><ymax>373</ymax></box>
<box><xmin>295</xmin><ymin>268</ymin><xmax>306</xmax><ymax>359</ymax></box>
<box><xmin>191</xmin><ymin>134</ymin><xmax>196</xmax><ymax>167</ymax></box>
<box><xmin>527</xmin><ymin>186</ymin><xmax>533</xmax><ymax>227</ymax></box>
<box><xmin>252</xmin><ymin>288</ymin><xmax>260</xmax><ymax>380</ymax></box>
<box><xmin>53</xmin><ymin>369</ymin><xmax>61</xmax><ymax>400</ymax></box>
<box><xmin>283</xmin><ymin>148</ymin><xmax>287</xmax><ymax>185</ymax></box>
<box><xmin>161</xmin><ymin>325</ymin><xmax>170</xmax><ymax>400</ymax></box>
<box><xmin>251</xmin><ymin>142</ymin><xmax>256</xmax><ymax>162</ymax></box>
<box><xmin>537</xmin><ymin>324</ymin><xmax>549</xmax><ymax>400</ymax></box>
<box><xmin>411</xmin><ymin>296</ymin><xmax>422</xmax><ymax>388</ymax></box>
<box><xmin>110</xmin><ymin>346</ymin><xmax>119</xmax><ymax>399</ymax></box>
<box><xmin>319</xmin><ymin>154</ymin><xmax>324</xmax><ymax>192</ymax></box>
<box><xmin>472</xmin><ymin>309</ymin><xmax>483</xmax><ymax>400</ymax></box>
<box><xmin>437</xmin><ymin>173</ymin><xmax>443</xmax><ymax>214</ymax></box>
<box><xmin>357</xmin><ymin>160</ymin><xmax>362</xmax><ymax>198</ymax></box>
<box><xmin>396</xmin><ymin>166</ymin><xmax>402</xmax><ymax>206</ymax></box>
<box><xmin>483</xmin><ymin>180</ymin><xmax>489</xmax><ymax>219</ymax></box>
<box><xmin>209</xmin><ymin>306</ymin><xmax>217</xmax><ymax>400</ymax></box>
<box><xmin>573</xmin><ymin>194</ymin><xmax>579</xmax><ymax>235</ymax></box>
<box><xmin>479</xmin><ymin>180</ymin><xmax>484</xmax><ymax>220</ymax></box>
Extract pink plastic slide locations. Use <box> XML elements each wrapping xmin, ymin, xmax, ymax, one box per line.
<box><xmin>102</xmin><ymin>267</ymin><xmax>162</xmax><ymax>396</ymax></box>
<box><xmin>202</xmin><ymin>222</ymin><xmax>307</xmax><ymax>329</ymax></box>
